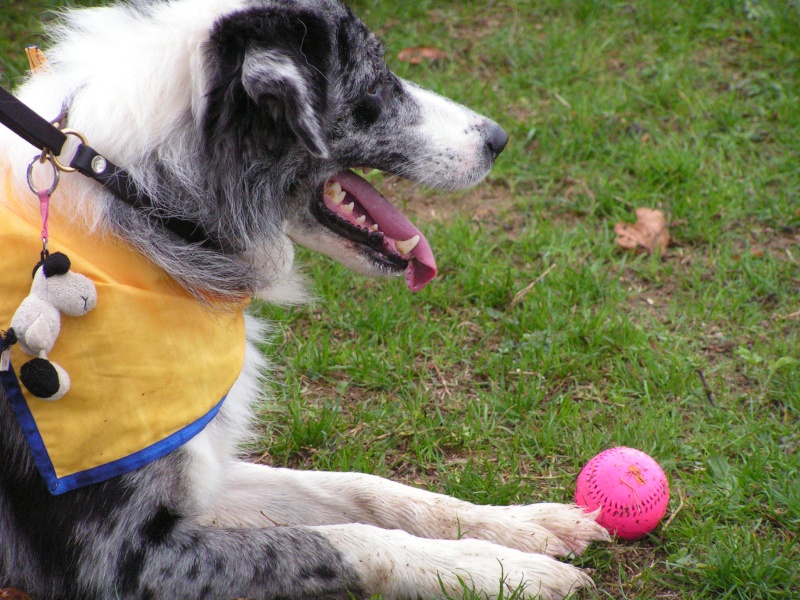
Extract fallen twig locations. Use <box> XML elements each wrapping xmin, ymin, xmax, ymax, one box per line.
<box><xmin>662</xmin><ymin>488</ymin><xmax>686</xmax><ymax>532</ymax></box>
<box><xmin>510</xmin><ymin>264</ymin><xmax>556</xmax><ymax>308</ymax></box>
<box><xmin>696</xmin><ymin>368</ymin><xmax>716</xmax><ymax>407</ymax></box>
<box><xmin>432</xmin><ymin>361</ymin><xmax>451</xmax><ymax>398</ymax></box>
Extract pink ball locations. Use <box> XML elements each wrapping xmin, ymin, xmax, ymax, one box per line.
<box><xmin>574</xmin><ymin>447</ymin><xmax>670</xmax><ymax>540</ymax></box>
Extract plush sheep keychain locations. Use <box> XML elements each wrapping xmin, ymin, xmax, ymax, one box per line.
<box><xmin>1</xmin><ymin>151</ymin><xmax>98</xmax><ymax>401</ymax></box>
<box><xmin>2</xmin><ymin>252</ymin><xmax>97</xmax><ymax>401</ymax></box>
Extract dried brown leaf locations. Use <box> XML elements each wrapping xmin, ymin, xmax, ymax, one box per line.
<box><xmin>614</xmin><ymin>208</ymin><xmax>669</xmax><ymax>254</ymax></box>
<box><xmin>397</xmin><ymin>47</ymin><xmax>449</xmax><ymax>64</ymax></box>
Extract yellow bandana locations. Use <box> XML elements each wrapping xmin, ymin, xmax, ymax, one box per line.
<box><xmin>0</xmin><ymin>176</ymin><xmax>247</xmax><ymax>494</ymax></box>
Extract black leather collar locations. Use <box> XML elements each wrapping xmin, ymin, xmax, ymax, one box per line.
<box><xmin>0</xmin><ymin>86</ymin><xmax>223</xmax><ymax>251</ymax></box>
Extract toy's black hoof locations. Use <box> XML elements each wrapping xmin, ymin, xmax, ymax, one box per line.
<box><xmin>20</xmin><ymin>358</ymin><xmax>65</xmax><ymax>400</ymax></box>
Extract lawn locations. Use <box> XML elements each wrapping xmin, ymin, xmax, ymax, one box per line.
<box><xmin>1</xmin><ymin>1</ymin><xmax>799</xmax><ymax>598</ymax></box>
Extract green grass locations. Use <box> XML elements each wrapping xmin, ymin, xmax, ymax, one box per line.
<box><xmin>2</xmin><ymin>1</ymin><xmax>799</xmax><ymax>598</ymax></box>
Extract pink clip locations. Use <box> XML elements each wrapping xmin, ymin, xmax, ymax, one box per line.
<box><xmin>38</xmin><ymin>190</ymin><xmax>50</xmax><ymax>245</ymax></box>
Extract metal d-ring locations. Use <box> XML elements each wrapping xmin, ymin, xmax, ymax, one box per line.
<box><xmin>27</xmin><ymin>154</ymin><xmax>60</xmax><ymax>196</ymax></box>
<box><xmin>50</xmin><ymin>128</ymin><xmax>89</xmax><ymax>173</ymax></box>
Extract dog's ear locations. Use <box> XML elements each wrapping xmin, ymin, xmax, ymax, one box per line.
<box><xmin>208</xmin><ymin>8</ymin><xmax>332</xmax><ymax>159</ymax></box>
<box><xmin>33</xmin><ymin>252</ymin><xmax>71</xmax><ymax>279</ymax></box>
<box><xmin>241</xmin><ymin>45</ymin><xmax>329</xmax><ymax>159</ymax></box>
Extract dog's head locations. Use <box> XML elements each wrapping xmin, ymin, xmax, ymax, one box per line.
<box><xmin>20</xmin><ymin>0</ymin><xmax>506</xmax><ymax>299</ymax></box>
<box><xmin>203</xmin><ymin>0</ymin><xmax>507</xmax><ymax>293</ymax></box>
<box><xmin>30</xmin><ymin>252</ymin><xmax>98</xmax><ymax>317</ymax></box>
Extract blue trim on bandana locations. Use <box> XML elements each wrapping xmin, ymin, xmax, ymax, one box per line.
<box><xmin>0</xmin><ymin>362</ymin><xmax>225</xmax><ymax>495</ymax></box>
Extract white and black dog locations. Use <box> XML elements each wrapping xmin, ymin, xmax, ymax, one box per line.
<box><xmin>0</xmin><ymin>1</ymin><xmax>609</xmax><ymax>599</ymax></box>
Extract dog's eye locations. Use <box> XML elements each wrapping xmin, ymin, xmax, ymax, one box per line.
<box><xmin>355</xmin><ymin>82</ymin><xmax>384</xmax><ymax>126</ymax></box>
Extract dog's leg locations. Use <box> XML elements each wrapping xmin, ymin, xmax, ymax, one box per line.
<box><xmin>207</xmin><ymin>463</ymin><xmax>609</xmax><ymax>557</ymax></box>
<box><xmin>83</xmin><ymin>513</ymin><xmax>590</xmax><ymax>600</ymax></box>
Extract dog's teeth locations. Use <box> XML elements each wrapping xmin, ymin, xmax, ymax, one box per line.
<box><xmin>356</xmin><ymin>215</ymin><xmax>366</xmax><ymax>224</ymax></box>
<box><xmin>370</xmin><ymin>224</ymin><xmax>379</xmax><ymax>232</ymax></box>
<box><xmin>332</xmin><ymin>190</ymin><xmax>346</xmax><ymax>206</ymax></box>
<box><xmin>342</xmin><ymin>202</ymin><xmax>354</xmax><ymax>215</ymax></box>
<box><xmin>395</xmin><ymin>235</ymin><xmax>420</xmax><ymax>255</ymax></box>
<box><xmin>329</xmin><ymin>182</ymin><xmax>343</xmax><ymax>196</ymax></box>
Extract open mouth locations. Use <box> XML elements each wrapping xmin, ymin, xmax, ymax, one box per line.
<box><xmin>311</xmin><ymin>170</ymin><xmax>437</xmax><ymax>292</ymax></box>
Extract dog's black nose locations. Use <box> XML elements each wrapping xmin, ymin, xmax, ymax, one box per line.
<box><xmin>485</xmin><ymin>123</ymin><xmax>508</xmax><ymax>158</ymax></box>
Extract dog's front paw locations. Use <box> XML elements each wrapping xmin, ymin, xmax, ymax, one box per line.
<box><xmin>325</xmin><ymin>525</ymin><xmax>593</xmax><ymax>600</ymax></box>
<box><xmin>445</xmin><ymin>540</ymin><xmax>594</xmax><ymax>600</ymax></box>
<box><xmin>460</xmin><ymin>502</ymin><xmax>610</xmax><ymax>558</ymax></box>
<box><xmin>510</xmin><ymin>503</ymin><xmax>611</xmax><ymax>556</ymax></box>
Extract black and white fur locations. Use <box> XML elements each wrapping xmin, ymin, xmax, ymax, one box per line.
<box><xmin>0</xmin><ymin>1</ymin><xmax>609</xmax><ymax>598</ymax></box>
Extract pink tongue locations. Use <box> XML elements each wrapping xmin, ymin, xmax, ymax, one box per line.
<box><xmin>332</xmin><ymin>171</ymin><xmax>437</xmax><ymax>292</ymax></box>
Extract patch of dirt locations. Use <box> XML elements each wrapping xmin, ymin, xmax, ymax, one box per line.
<box><xmin>725</xmin><ymin>222</ymin><xmax>800</xmax><ymax>257</ymax></box>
